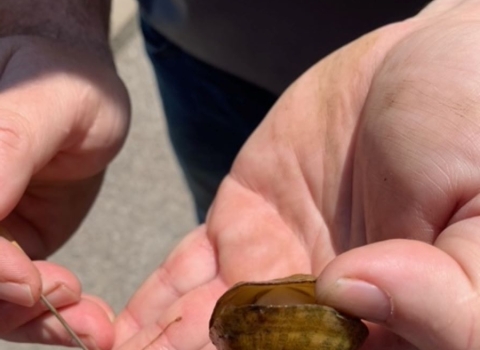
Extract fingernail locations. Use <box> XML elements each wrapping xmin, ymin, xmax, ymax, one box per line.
<box><xmin>106</xmin><ymin>309</ymin><xmax>116</xmax><ymax>323</ymax></box>
<box><xmin>0</xmin><ymin>282</ymin><xmax>35</xmax><ymax>306</ymax></box>
<box><xmin>321</xmin><ymin>278</ymin><xmax>391</xmax><ymax>322</ymax></box>
<box><xmin>43</xmin><ymin>283</ymin><xmax>79</xmax><ymax>307</ymax></box>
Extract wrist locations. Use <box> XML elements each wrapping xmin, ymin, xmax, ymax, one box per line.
<box><xmin>0</xmin><ymin>0</ymin><xmax>112</xmax><ymax>57</ymax></box>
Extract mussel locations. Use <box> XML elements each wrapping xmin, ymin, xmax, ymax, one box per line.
<box><xmin>209</xmin><ymin>274</ymin><xmax>368</xmax><ymax>350</ymax></box>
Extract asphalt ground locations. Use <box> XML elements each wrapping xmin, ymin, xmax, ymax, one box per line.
<box><xmin>1</xmin><ymin>9</ymin><xmax>197</xmax><ymax>350</ymax></box>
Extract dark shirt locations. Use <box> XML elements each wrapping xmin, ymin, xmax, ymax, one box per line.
<box><xmin>139</xmin><ymin>0</ymin><xmax>431</xmax><ymax>94</ymax></box>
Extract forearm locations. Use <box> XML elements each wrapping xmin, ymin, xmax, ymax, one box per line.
<box><xmin>0</xmin><ymin>0</ymin><xmax>111</xmax><ymax>52</ymax></box>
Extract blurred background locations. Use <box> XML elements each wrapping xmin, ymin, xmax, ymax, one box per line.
<box><xmin>1</xmin><ymin>0</ymin><xmax>197</xmax><ymax>348</ymax></box>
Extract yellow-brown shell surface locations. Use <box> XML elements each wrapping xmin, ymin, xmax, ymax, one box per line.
<box><xmin>209</xmin><ymin>275</ymin><xmax>368</xmax><ymax>350</ymax></box>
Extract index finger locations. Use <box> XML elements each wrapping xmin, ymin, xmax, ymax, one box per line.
<box><xmin>114</xmin><ymin>225</ymin><xmax>223</xmax><ymax>345</ymax></box>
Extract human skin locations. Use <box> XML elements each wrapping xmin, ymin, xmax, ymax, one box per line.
<box><xmin>2</xmin><ymin>0</ymin><xmax>480</xmax><ymax>349</ymax></box>
<box><xmin>0</xmin><ymin>1</ymin><xmax>129</xmax><ymax>349</ymax></box>
<box><xmin>110</xmin><ymin>1</ymin><xmax>480</xmax><ymax>350</ymax></box>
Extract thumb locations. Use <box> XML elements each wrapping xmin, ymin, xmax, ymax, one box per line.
<box><xmin>316</xmin><ymin>235</ymin><xmax>480</xmax><ymax>349</ymax></box>
<box><xmin>0</xmin><ymin>233</ymin><xmax>41</xmax><ymax>306</ymax></box>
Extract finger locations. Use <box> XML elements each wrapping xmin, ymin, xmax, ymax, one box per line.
<box><xmin>316</xmin><ymin>235</ymin><xmax>480</xmax><ymax>350</ymax></box>
<box><xmin>0</xmin><ymin>235</ymin><xmax>41</xmax><ymax>306</ymax></box>
<box><xmin>3</xmin><ymin>297</ymin><xmax>115</xmax><ymax>350</ymax></box>
<box><xmin>0</xmin><ymin>109</ymin><xmax>41</xmax><ymax>218</ymax></box>
<box><xmin>5</xmin><ymin>170</ymin><xmax>106</xmax><ymax>258</ymax></box>
<box><xmin>114</xmin><ymin>225</ymin><xmax>219</xmax><ymax>345</ymax></box>
<box><xmin>115</xmin><ymin>279</ymin><xmax>225</xmax><ymax>350</ymax></box>
<box><xmin>82</xmin><ymin>294</ymin><xmax>116</xmax><ymax>323</ymax></box>
<box><xmin>0</xmin><ymin>260</ymin><xmax>81</xmax><ymax>335</ymax></box>
<box><xmin>4</xmin><ymin>41</ymin><xmax>129</xmax><ymax>182</ymax></box>
<box><xmin>0</xmin><ymin>46</ymin><xmax>127</xmax><ymax>218</ymax></box>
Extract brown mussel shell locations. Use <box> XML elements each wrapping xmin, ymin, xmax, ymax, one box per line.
<box><xmin>209</xmin><ymin>275</ymin><xmax>368</xmax><ymax>350</ymax></box>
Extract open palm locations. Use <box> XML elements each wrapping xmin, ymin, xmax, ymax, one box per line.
<box><xmin>113</xmin><ymin>2</ymin><xmax>480</xmax><ymax>350</ymax></box>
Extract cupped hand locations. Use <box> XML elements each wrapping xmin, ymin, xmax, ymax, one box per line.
<box><xmin>0</xmin><ymin>34</ymin><xmax>129</xmax><ymax>348</ymax></box>
<box><xmin>112</xmin><ymin>1</ymin><xmax>480</xmax><ymax>349</ymax></box>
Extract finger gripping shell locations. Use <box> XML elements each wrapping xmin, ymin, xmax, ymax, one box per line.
<box><xmin>209</xmin><ymin>275</ymin><xmax>368</xmax><ymax>350</ymax></box>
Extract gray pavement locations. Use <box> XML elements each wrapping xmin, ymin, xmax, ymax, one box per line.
<box><xmin>1</xmin><ymin>5</ymin><xmax>197</xmax><ymax>350</ymax></box>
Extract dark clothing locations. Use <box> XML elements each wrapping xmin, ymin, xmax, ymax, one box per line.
<box><xmin>139</xmin><ymin>1</ymin><xmax>432</xmax><ymax>222</ymax></box>
<box><xmin>142</xmin><ymin>22</ymin><xmax>277</xmax><ymax>222</ymax></box>
<box><xmin>139</xmin><ymin>0</ymin><xmax>431</xmax><ymax>94</ymax></box>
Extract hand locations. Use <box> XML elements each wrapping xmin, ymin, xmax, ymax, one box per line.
<box><xmin>112</xmin><ymin>1</ymin><xmax>480</xmax><ymax>349</ymax></box>
<box><xmin>0</xmin><ymin>34</ymin><xmax>129</xmax><ymax>349</ymax></box>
